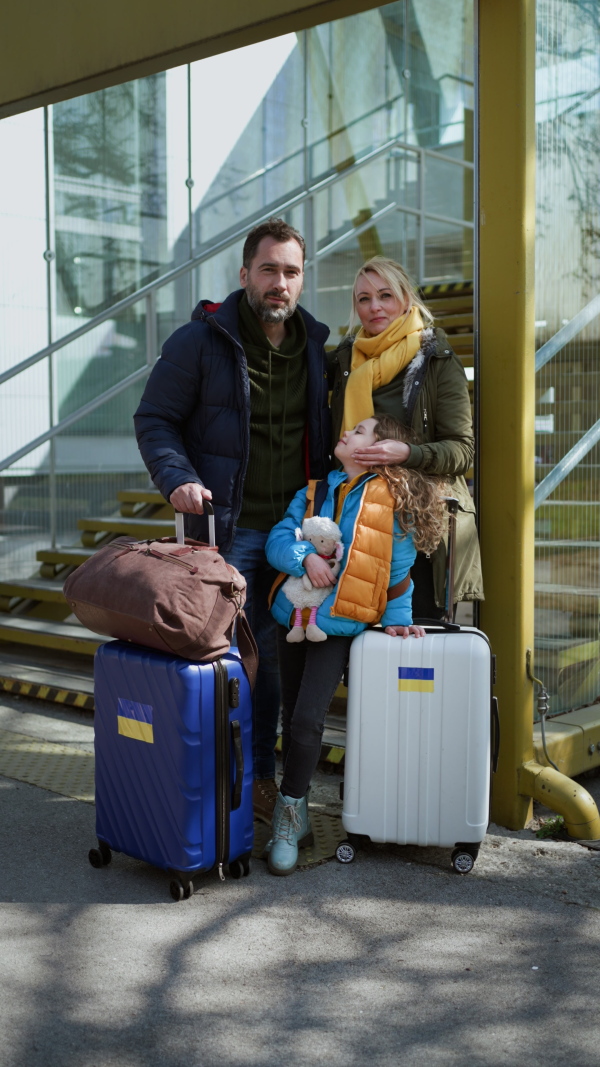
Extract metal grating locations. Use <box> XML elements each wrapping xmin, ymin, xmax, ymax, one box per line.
<box><xmin>0</xmin><ymin>728</ymin><xmax>94</xmax><ymax>802</ymax></box>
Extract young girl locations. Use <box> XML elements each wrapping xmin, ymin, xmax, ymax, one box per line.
<box><xmin>264</xmin><ymin>413</ymin><xmax>446</xmax><ymax>876</ymax></box>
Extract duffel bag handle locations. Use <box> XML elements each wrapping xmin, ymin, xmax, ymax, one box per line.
<box><xmin>175</xmin><ymin>501</ymin><xmax>215</xmax><ymax>548</ymax></box>
<box><xmin>236</xmin><ymin>612</ymin><xmax>259</xmax><ymax>691</ymax></box>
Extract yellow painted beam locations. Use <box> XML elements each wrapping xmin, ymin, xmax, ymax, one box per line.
<box><xmin>0</xmin><ymin>0</ymin><xmax>383</xmax><ymax>118</ymax></box>
<box><xmin>478</xmin><ymin>0</ymin><xmax>536</xmax><ymax>828</ymax></box>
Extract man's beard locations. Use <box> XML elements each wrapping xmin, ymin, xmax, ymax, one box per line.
<box><xmin>246</xmin><ymin>283</ymin><xmax>298</xmax><ymax>324</ymax></box>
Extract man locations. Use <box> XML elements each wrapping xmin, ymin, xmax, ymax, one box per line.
<box><xmin>134</xmin><ymin>217</ymin><xmax>331</xmax><ymax>823</ymax></box>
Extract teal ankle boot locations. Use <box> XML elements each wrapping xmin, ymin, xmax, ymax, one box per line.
<box><xmin>267</xmin><ymin>792</ymin><xmax>313</xmax><ymax>876</ymax></box>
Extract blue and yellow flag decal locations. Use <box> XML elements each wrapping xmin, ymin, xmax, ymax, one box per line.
<box><xmin>117</xmin><ymin>697</ymin><xmax>154</xmax><ymax>743</ymax></box>
<box><xmin>398</xmin><ymin>667</ymin><xmax>435</xmax><ymax>693</ymax></box>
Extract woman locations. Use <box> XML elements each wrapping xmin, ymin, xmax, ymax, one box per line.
<box><xmin>329</xmin><ymin>256</ymin><xmax>483</xmax><ymax>618</ymax></box>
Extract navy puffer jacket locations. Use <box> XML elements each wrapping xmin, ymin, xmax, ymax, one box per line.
<box><xmin>134</xmin><ymin>290</ymin><xmax>331</xmax><ymax>550</ymax></box>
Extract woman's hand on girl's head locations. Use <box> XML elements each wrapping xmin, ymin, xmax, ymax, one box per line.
<box><xmin>352</xmin><ymin>438</ymin><xmax>411</xmax><ymax>467</ymax></box>
<box><xmin>384</xmin><ymin>624</ymin><xmax>426</xmax><ymax>639</ymax></box>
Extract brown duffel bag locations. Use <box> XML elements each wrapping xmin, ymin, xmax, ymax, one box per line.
<box><xmin>63</xmin><ymin>505</ymin><xmax>258</xmax><ymax>687</ymax></box>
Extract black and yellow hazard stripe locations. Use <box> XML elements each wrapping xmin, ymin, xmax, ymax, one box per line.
<box><xmin>419</xmin><ymin>280</ymin><xmax>474</xmax><ymax>298</ymax></box>
<box><xmin>275</xmin><ymin>734</ymin><xmax>345</xmax><ymax>767</ymax></box>
<box><xmin>0</xmin><ymin>675</ymin><xmax>94</xmax><ymax>712</ymax></box>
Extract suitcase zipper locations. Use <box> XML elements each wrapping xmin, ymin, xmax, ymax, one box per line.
<box><xmin>213</xmin><ymin>659</ymin><xmax>231</xmax><ymax>881</ymax></box>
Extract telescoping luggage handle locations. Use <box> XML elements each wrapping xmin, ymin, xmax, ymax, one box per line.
<box><xmin>175</xmin><ymin>501</ymin><xmax>215</xmax><ymax>548</ymax></box>
<box><xmin>175</xmin><ymin>504</ymin><xmax>259</xmax><ymax>691</ymax></box>
<box><xmin>413</xmin><ymin>496</ymin><xmax>460</xmax><ymax>630</ymax></box>
<box><xmin>443</xmin><ymin>496</ymin><xmax>459</xmax><ymax>623</ymax></box>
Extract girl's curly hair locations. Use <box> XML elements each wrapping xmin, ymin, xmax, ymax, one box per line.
<box><xmin>370</xmin><ymin>414</ymin><xmax>447</xmax><ymax>555</ymax></box>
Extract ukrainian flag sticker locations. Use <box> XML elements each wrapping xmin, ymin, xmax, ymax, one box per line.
<box><xmin>117</xmin><ymin>697</ymin><xmax>154</xmax><ymax>743</ymax></box>
<box><xmin>398</xmin><ymin>666</ymin><xmax>435</xmax><ymax>693</ymax></box>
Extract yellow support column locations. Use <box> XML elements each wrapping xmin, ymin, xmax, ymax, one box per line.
<box><xmin>478</xmin><ymin>0</ymin><xmax>536</xmax><ymax>828</ymax></box>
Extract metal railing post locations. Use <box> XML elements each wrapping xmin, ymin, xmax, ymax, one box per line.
<box><xmin>44</xmin><ymin>105</ymin><xmax>57</xmax><ymax>550</ymax></box>
<box><xmin>187</xmin><ymin>63</ymin><xmax>194</xmax><ymax>313</ymax></box>
<box><xmin>145</xmin><ymin>291</ymin><xmax>158</xmax><ymax>367</ymax></box>
<box><xmin>304</xmin><ymin>196</ymin><xmax>317</xmax><ymax>316</ymax></box>
<box><xmin>418</xmin><ymin>148</ymin><xmax>426</xmax><ymax>284</ymax></box>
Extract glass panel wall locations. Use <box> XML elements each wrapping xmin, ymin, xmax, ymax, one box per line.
<box><xmin>0</xmin><ymin>0</ymin><xmax>474</xmax><ymax>579</ymax></box>
<box><xmin>534</xmin><ymin>0</ymin><xmax>600</xmax><ymax>712</ymax></box>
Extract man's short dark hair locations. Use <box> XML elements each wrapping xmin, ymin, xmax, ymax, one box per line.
<box><xmin>242</xmin><ymin>218</ymin><xmax>306</xmax><ymax>269</ymax></box>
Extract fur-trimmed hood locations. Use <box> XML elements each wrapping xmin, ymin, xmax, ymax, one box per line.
<box><xmin>401</xmin><ymin>326</ymin><xmax>436</xmax><ymax>409</ymax></box>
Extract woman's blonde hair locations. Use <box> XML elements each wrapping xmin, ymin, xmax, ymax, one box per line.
<box><xmin>370</xmin><ymin>413</ymin><xmax>446</xmax><ymax>555</ymax></box>
<box><xmin>348</xmin><ymin>256</ymin><xmax>433</xmax><ymax>333</ymax></box>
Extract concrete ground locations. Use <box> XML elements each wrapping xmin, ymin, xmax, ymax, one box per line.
<box><xmin>1</xmin><ymin>691</ymin><xmax>600</xmax><ymax>1067</ymax></box>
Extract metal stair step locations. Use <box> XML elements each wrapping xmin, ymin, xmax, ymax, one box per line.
<box><xmin>117</xmin><ymin>488</ymin><xmax>167</xmax><ymax>506</ymax></box>
<box><xmin>77</xmin><ymin>516</ymin><xmax>174</xmax><ymax>538</ymax></box>
<box><xmin>0</xmin><ymin>616</ymin><xmax>102</xmax><ymax>655</ymax></box>
<box><xmin>435</xmin><ymin>312</ymin><xmax>473</xmax><ymax>330</ymax></box>
<box><xmin>535</xmin><ymin>583</ymin><xmax>600</xmax><ymax>596</ymax></box>
<box><xmin>0</xmin><ymin>578</ymin><xmax>68</xmax><ymax>604</ymax></box>
<box><xmin>447</xmin><ymin>333</ymin><xmax>474</xmax><ymax>352</ymax></box>
<box><xmin>426</xmin><ymin>296</ymin><xmax>473</xmax><ymax>314</ymax></box>
<box><xmin>535</xmin><ymin>540</ymin><xmax>600</xmax><ymax>549</ymax></box>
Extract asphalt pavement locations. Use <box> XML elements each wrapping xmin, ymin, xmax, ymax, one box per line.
<box><xmin>1</xmin><ymin>691</ymin><xmax>599</xmax><ymax>1067</ymax></box>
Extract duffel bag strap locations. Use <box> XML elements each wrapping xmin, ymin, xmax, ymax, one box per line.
<box><xmin>236</xmin><ymin>612</ymin><xmax>259</xmax><ymax>691</ymax></box>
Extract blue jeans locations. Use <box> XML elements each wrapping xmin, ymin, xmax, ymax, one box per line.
<box><xmin>222</xmin><ymin>527</ymin><xmax>281</xmax><ymax>780</ymax></box>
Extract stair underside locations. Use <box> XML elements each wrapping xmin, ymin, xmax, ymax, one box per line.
<box><xmin>0</xmin><ymin>616</ymin><xmax>102</xmax><ymax>655</ymax></box>
<box><xmin>0</xmin><ymin>579</ymin><xmax>70</xmax><ymax>603</ymax></box>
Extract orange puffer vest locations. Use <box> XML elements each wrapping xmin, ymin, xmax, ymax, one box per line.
<box><xmin>330</xmin><ymin>477</ymin><xmax>396</xmax><ymax>623</ymax></box>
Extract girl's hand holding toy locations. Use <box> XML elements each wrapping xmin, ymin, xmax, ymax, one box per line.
<box><xmin>303</xmin><ymin>553</ymin><xmax>338</xmax><ymax>588</ymax></box>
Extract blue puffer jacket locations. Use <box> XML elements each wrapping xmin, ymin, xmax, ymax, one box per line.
<box><xmin>266</xmin><ymin>470</ymin><xmax>416</xmax><ymax>636</ymax></box>
<box><xmin>134</xmin><ymin>290</ymin><xmax>331</xmax><ymax>550</ymax></box>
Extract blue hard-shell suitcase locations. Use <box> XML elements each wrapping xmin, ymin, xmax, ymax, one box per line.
<box><xmin>89</xmin><ymin>640</ymin><xmax>254</xmax><ymax>899</ymax></box>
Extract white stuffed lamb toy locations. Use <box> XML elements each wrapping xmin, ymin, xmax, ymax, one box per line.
<box><xmin>282</xmin><ymin>516</ymin><xmax>344</xmax><ymax>643</ymax></box>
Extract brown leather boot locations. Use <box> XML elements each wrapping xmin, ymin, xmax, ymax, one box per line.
<box><xmin>253</xmin><ymin>778</ymin><xmax>278</xmax><ymax>824</ymax></box>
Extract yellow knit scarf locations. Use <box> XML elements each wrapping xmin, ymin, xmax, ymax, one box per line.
<box><xmin>341</xmin><ymin>306</ymin><xmax>424</xmax><ymax>432</ymax></box>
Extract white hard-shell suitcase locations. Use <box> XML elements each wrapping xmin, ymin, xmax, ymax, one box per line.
<box><xmin>338</xmin><ymin>499</ymin><xmax>499</xmax><ymax>875</ymax></box>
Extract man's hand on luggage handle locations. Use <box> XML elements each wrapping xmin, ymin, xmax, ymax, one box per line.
<box><xmin>352</xmin><ymin>438</ymin><xmax>411</xmax><ymax>466</ymax></box>
<box><xmin>170</xmin><ymin>483</ymin><xmax>213</xmax><ymax>515</ymax></box>
<box><xmin>384</xmin><ymin>624</ymin><xmax>426</xmax><ymax>639</ymax></box>
<box><xmin>303</xmin><ymin>553</ymin><xmax>338</xmax><ymax>588</ymax></box>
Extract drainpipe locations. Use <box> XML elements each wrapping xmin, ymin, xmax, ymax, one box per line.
<box><xmin>519</xmin><ymin>762</ymin><xmax>600</xmax><ymax>840</ymax></box>
<box><xmin>520</xmin><ymin>649</ymin><xmax>600</xmax><ymax>840</ymax></box>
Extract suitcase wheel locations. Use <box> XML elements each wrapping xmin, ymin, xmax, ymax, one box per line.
<box><xmin>335</xmin><ymin>841</ymin><xmax>356</xmax><ymax>864</ymax></box>
<box><xmin>88</xmin><ymin>841</ymin><xmax>112</xmax><ymax>869</ymax></box>
<box><xmin>451</xmin><ymin>848</ymin><xmax>475</xmax><ymax>875</ymax></box>
<box><xmin>169</xmin><ymin>877</ymin><xmax>194</xmax><ymax>902</ymax></box>
<box><xmin>229</xmin><ymin>854</ymin><xmax>251</xmax><ymax>880</ymax></box>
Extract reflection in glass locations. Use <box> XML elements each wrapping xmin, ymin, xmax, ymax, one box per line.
<box><xmin>53</xmin><ymin>76</ymin><xmax>168</xmax><ymax>325</ymax></box>
<box><xmin>534</xmin><ymin>0</ymin><xmax>600</xmax><ymax>713</ymax></box>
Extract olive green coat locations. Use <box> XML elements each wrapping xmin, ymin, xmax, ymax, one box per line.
<box><xmin>329</xmin><ymin>327</ymin><xmax>484</xmax><ymax>605</ymax></box>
